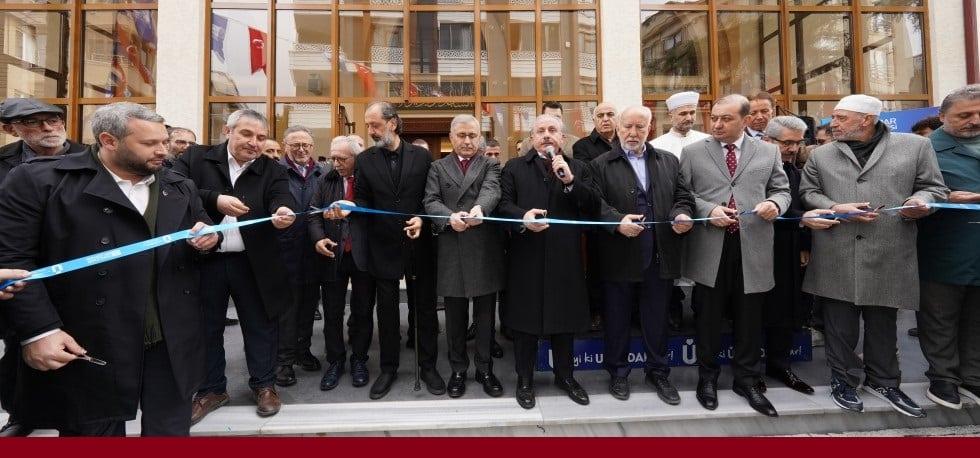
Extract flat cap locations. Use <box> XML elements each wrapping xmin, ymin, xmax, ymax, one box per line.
<box><xmin>0</xmin><ymin>98</ymin><xmax>64</xmax><ymax>123</ymax></box>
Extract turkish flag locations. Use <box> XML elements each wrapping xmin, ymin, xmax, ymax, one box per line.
<box><xmin>354</xmin><ymin>63</ymin><xmax>375</xmax><ymax>96</ymax></box>
<box><xmin>248</xmin><ymin>27</ymin><xmax>267</xmax><ymax>74</ymax></box>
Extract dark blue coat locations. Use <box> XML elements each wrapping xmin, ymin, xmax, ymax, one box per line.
<box><xmin>277</xmin><ymin>159</ymin><xmax>326</xmax><ymax>285</ymax></box>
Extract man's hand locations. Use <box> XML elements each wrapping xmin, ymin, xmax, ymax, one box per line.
<box><xmin>616</xmin><ymin>214</ymin><xmax>645</xmax><ymax>238</ymax></box>
<box><xmin>216</xmin><ymin>195</ymin><xmax>249</xmax><ymax>217</ymax></box>
<box><xmin>449</xmin><ymin>212</ymin><xmax>469</xmax><ymax>232</ymax></box>
<box><xmin>23</xmin><ymin>330</ymin><xmax>85</xmax><ymax>371</ymax></box>
<box><xmin>753</xmin><ymin>200</ymin><xmax>779</xmax><ymax>221</ymax></box>
<box><xmin>271</xmin><ymin>207</ymin><xmax>296</xmax><ymax>229</ymax></box>
<box><xmin>551</xmin><ymin>154</ymin><xmax>574</xmax><ymax>185</ymax></box>
<box><xmin>801</xmin><ymin>209</ymin><xmax>841</xmax><ymax>230</ymax></box>
<box><xmin>465</xmin><ymin>205</ymin><xmax>484</xmax><ymax>227</ymax></box>
<box><xmin>523</xmin><ymin>209</ymin><xmax>550</xmax><ymax>232</ymax></box>
<box><xmin>187</xmin><ymin>222</ymin><xmax>220</xmax><ymax>251</ymax></box>
<box><xmin>709</xmin><ymin>205</ymin><xmax>738</xmax><ymax>228</ymax></box>
<box><xmin>900</xmin><ymin>198</ymin><xmax>930</xmax><ymax>220</ymax></box>
<box><xmin>0</xmin><ymin>269</ymin><xmax>29</xmax><ymax>300</ymax></box>
<box><xmin>404</xmin><ymin>217</ymin><xmax>422</xmax><ymax>239</ymax></box>
<box><xmin>672</xmin><ymin>214</ymin><xmax>694</xmax><ymax>235</ymax></box>
<box><xmin>949</xmin><ymin>191</ymin><xmax>980</xmax><ymax>203</ymax></box>
<box><xmin>322</xmin><ymin>200</ymin><xmax>354</xmax><ymax>220</ymax></box>
<box><xmin>800</xmin><ymin>250</ymin><xmax>811</xmax><ymax>267</ymax></box>
<box><xmin>831</xmin><ymin>202</ymin><xmax>878</xmax><ymax>223</ymax></box>
<box><xmin>315</xmin><ymin>238</ymin><xmax>337</xmax><ymax>258</ymax></box>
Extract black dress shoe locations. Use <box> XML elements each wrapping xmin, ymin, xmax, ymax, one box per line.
<box><xmin>0</xmin><ymin>419</ymin><xmax>33</xmax><ymax>437</ymax></box>
<box><xmin>696</xmin><ymin>378</ymin><xmax>718</xmax><ymax>410</ymax></box>
<box><xmin>447</xmin><ymin>372</ymin><xmax>467</xmax><ymax>398</ymax></box>
<box><xmin>609</xmin><ymin>376</ymin><xmax>630</xmax><ymax>401</ymax></box>
<box><xmin>555</xmin><ymin>376</ymin><xmax>590</xmax><ymax>405</ymax></box>
<box><xmin>350</xmin><ymin>358</ymin><xmax>370</xmax><ymax>387</ymax></box>
<box><xmin>767</xmin><ymin>368</ymin><xmax>814</xmax><ymax>395</ymax></box>
<box><xmin>491</xmin><ymin>339</ymin><xmax>504</xmax><ymax>359</ymax></box>
<box><xmin>645</xmin><ymin>372</ymin><xmax>681</xmax><ymax>405</ymax></box>
<box><xmin>370</xmin><ymin>371</ymin><xmax>397</xmax><ymax>400</ymax></box>
<box><xmin>320</xmin><ymin>361</ymin><xmax>344</xmax><ymax>391</ymax></box>
<box><xmin>476</xmin><ymin>370</ymin><xmax>504</xmax><ymax>397</ymax></box>
<box><xmin>420</xmin><ymin>367</ymin><xmax>447</xmax><ymax>395</ymax></box>
<box><xmin>466</xmin><ymin>322</ymin><xmax>477</xmax><ymax>341</ymax></box>
<box><xmin>298</xmin><ymin>351</ymin><xmax>322</xmax><ymax>372</ymax></box>
<box><xmin>516</xmin><ymin>377</ymin><xmax>535</xmax><ymax>409</ymax></box>
<box><xmin>275</xmin><ymin>365</ymin><xmax>297</xmax><ymax>387</ymax></box>
<box><xmin>756</xmin><ymin>379</ymin><xmax>767</xmax><ymax>393</ymax></box>
<box><xmin>734</xmin><ymin>383</ymin><xmax>779</xmax><ymax>417</ymax></box>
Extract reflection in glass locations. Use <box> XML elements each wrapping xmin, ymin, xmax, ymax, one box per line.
<box><xmin>481</xmin><ymin>102</ymin><xmax>535</xmax><ymax>162</ymax></box>
<box><xmin>481</xmin><ymin>12</ymin><xmax>535</xmax><ymax>97</ymax></box>
<box><xmin>211</xmin><ymin>9</ymin><xmax>268</xmax><ymax>97</ymax></box>
<box><xmin>862</xmin><ymin>13</ymin><xmax>926</xmax><ymax>94</ymax></box>
<box><xmin>209</xmin><ymin>103</ymin><xmax>266</xmax><ymax>144</ymax></box>
<box><xmin>861</xmin><ymin>0</ymin><xmax>922</xmax><ymax>5</ymax></box>
<box><xmin>339</xmin><ymin>11</ymin><xmax>404</xmax><ymax>98</ymax></box>
<box><xmin>791</xmin><ymin>100</ymin><xmax>839</xmax><ymax>122</ymax></box>
<box><xmin>541</xmin><ymin>11</ymin><xmax>597</xmax><ymax>97</ymax></box>
<box><xmin>82</xmin><ymin>104</ymin><xmax>155</xmax><ymax>145</ymax></box>
<box><xmin>83</xmin><ymin>10</ymin><xmax>158</xmax><ymax>98</ymax></box>
<box><xmin>640</xmin><ymin>10</ymin><xmax>709</xmax><ymax>95</ymax></box>
<box><xmin>275</xmin><ymin>104</ymin><xmax>333</xmax><ymax>156</ymax></box>
<box><xmin>482</xmin><ymin>0</ymin><xmax>592</xmax><ymax>4</ymax></box>
<box><xmin>789</xmin><ymin>13</ymin><xmax>853</xmax><ymax>95</ymax></box>
<box><xmin>717</xmin><ymin>12</ymin><xmax>781</xmax><ymax>95</ymax></box>
<box><xmin>410</xmin><ymin>12</ymin><xmax>475</xmax><ymax>97</ymax></box>
<box><xmin>0</xmin><ymin>11</ymin><xmax>71</xmax><ymax>99</ymax></box>
<box><xmin>276</xmin><ymin>11</ymin><xmax>332</xmax><ymax>97</ymax></box>
<box><xmin>792</xmin><ymin>0</ymin><xmax>849</xmax><ymax>4</ymax></box>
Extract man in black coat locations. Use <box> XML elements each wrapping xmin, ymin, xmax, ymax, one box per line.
<box><xmin>173</xmin><ymin>109</ymin><xmax>297</xmax><ymax>424</ymax></box>
<box><xmin>589</xmin><ymin>105</ymin><xmax>695</xmax><ymax>404</ymax></box>
<box><xmin>0</xmin><ymin>102</ymin><xmax>219</xmax><ymax>436</ymax></box>
<box><xmin>496</xmin><ymin>114</ymin><xmax>601</xmax><ymax>409</ymax></box>
<box><xmin>0</xmin><ymin>98</ymin><xmax>88</xmax><ymax>437</ymax></box>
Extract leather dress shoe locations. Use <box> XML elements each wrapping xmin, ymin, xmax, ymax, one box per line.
<box><xmin>756</xmin><ymin>379</ymin><xmax>767</xmax><ymax>393</ymax></box>
<box><xmin>420</xmin><ymin>367</ymin><xmax>447</xmax><ymax>395</ymax></box>
<box><xmin>491</xmin><ymin>339</ymin><xmax>504</xmax><ymax>359</ymax></box>
<box><xmin>555</xmin><ymin>376</ymin><xmax>590</xmax><ymax>405</ymax></box>
<box><xmin>191</xmin><ymin>392</ymin><xmax>229</xmax><ymax>425</ymax></box>
<box><xmin>370</xmin><ymin>371</ymin><xmax>397</xmax><ymax>400</ymax></box>
<box><xmin>696</xmin><ymin>378</ymin><xmax>718</xmax><ymax>410</ymax></box>
<box><xmin>298</xmin><ymin>351</ymin><xmax>322</xmax><ymax>372</ymax></box>
<box><xmin>447</xmin><ymin>372</ymin><xmax>467</xmax><ymax>398</ymax></box>
<box><xmin>516</xmin><ymin>377</ymin><xmax>535</xmax><ymax>409</ymax></box>
<box><xmin>645</xmin><ymin>372</ymin><xmax>681</xmax><ymax>405</ymax></box>
<box><xmin>734</xmin><ymin>383</ymin><xmax>778</xmax><ymax>417</ymax></box>
<box><xmin>350</xmin><ymin>358</ymin><xmax>370</xmax><ymax>387</ymax></box>
<box><xmin>767</xmin><ymin>368</ymin><xmax>814</xmax><ymax>395</ymax></box>
<box><xmin>0</xmin><ymin>419</ymin><xmax>33</xmax><ymax>437</ymax></box>
<box><xmin>476</xmin><ymin>370</ymin><xmax>503</xmax><ymax>397</ymax></box>
<box><xmin>253</xmin><ymin>387</ymin><xmax>281</xmax><ymax>417</ymax></box>
<box><xmin>320</xmin><ymin>361</ymin><xmax>344</xmax><ymax>391</ymax></box>
<box><xmin>275</xmin><ymin>364</ymin><xmax>297</xmax><ymax>387</ymax></box>
<box><xmin>609</xmin><ymin>376</ymin><xmax>630</xmax><ymax>401</ymax></box>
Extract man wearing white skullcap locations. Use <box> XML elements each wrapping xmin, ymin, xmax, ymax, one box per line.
<box><xmin>649</xmin><ymin>92</ymin><xmax>710</xmax><ymax>160</ymax></box>
<box><xmin>799</xmin><ymin>94</ymin><xmax>948</xmax><ymax>418</ymax></box>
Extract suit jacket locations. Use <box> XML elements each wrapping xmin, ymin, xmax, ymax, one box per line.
<box><xmin>353</xmin><ymin>141</ymin><xmax>434</xmax><ymax>280</ymax></box>
<box><xmin>0</xmin><ymin>149</ymin><xmax>213</xmax><ymax>428</ymax></box>
<box><xmin>800</xmin><ymin>130</ymin><xmax>948</xmax><ymax>310</ymax></box>
<box><xmin>677</xmin><ymin>135</ymin><xmax>792</xmax><ymax>294</ymax></box>
<box><xmin>423</xmin><ymin>153</ymin><xmax>505</xmax><ymax>298</ymax></box>
<box><xmin>572</xmin><ymin>129</ymin><xmax>616</xmax><ymax>163</ymax></box>
<box><xmin>589</xmin><ymin>146</ymin><xmax>694</xmax><ymax>282</ymax></box>
<box><xmin>0</xmin><ymin>139</ymin><xmax>88</xmax><ymax>184</ymax></box>
<box><xmin>173</xmin><ymin>142</ymin><xmax>297</xmax><ymax>318</ymax></box>
<box><xmin>308</xmin><ymin>169</ymin><xmax>370</xmax><ymax>281</ymax></box>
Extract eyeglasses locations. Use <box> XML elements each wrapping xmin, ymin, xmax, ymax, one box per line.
<box><xmin>12</xmin><ymin>117</ymin><xmax>64</xmax><ymax>128</ymax></box>
<box><xmin>772</xmin><ymin>138</ymin><xmax>805</xmax><ymax>148</ymax></box>
<box><xmin>287</xmin><ymin>142</ymin><xmax>314</xmax><ymax>150</ymax></box>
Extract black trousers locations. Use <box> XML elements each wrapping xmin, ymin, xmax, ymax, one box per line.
<box><xmin>277</xmin><ymin>281</ymin><xmax>320</xmax><ymax>365</ymax></box>
<box><xmin>199</xmin><ymin>253</ymin><xmax>277</xmax><ymax>394</ymax></box>
<box><xmin>59</xmin><ymin>342</ymin><xmax>192</xmax><ymax>437</ymax></box>
<box><xmin>602</xmin><ymin>259</ymin><xmax>671</xmax><ymax>377</ymax></box>
<box><xmin>513</xmin><ymin>330</ymin><xmax>574</xmax><ymax>380</ymax></box>
<box><xmin>445</xmin><ymin>293</ymin><xmax>496</xmax><ymax>373</ymax></box>
<box><xmin>695</xmin><ymin>233</ymin><xmax>764</xmax><ymax>388</ymax></box>
<box><xmin>323</xmin><ymin>255</ymin><xmax>376</xmax><ymax>364</ymax></box>
<box><xmin>820</xmin><ymin>296</ymin><xmax>899</xmax><ymax>388</ymax></box>
<box><xmin>375</xmin><ymin>268</ymin><xmax>438</xmax><ymax>373</ymax></box>
<box><xmin>0</xmin><ymin>336</ymin><xmax>18</xmax><ymax>417</ymax></box>
<box><xmin>917</xmin><ymin>281</ymin><xmax>980</xmax><ymax>386</ymax></box>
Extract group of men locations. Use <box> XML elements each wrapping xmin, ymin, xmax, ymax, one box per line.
<box><xmin>0</xmin><ymin>81</ymin><xmax>976</xmax><ymax>436</ymax></box>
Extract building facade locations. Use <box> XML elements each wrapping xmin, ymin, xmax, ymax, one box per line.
<box><xmin>0</xmin><ymin>0</ymin><xmax>972</xmax><ymax>162</ymax></box>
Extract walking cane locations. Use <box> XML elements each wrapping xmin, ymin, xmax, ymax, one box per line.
<box><xmin>408</xmin><ymin>239</ymin><xmax>422</xmax><ymax>392</ymax></box>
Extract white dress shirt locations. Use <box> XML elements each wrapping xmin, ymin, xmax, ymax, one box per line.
<box><xmin>217</xmin><ymin>148</ymin><xmax>255</xmax><ymax>253</ymax></box>
<box><xmin>721</xmin><ymin>134</ymin><xmax>746</xmax><ymax>163</ymax></box>
<box><xmin>649</xmin><ymin>128</ymin><xmax>710</xmax><ymax>159</ymax></box>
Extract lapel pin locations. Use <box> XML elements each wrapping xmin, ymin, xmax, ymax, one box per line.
<box><xmin>162</xmin><ymin>190</ymin><xmax>169</xmax><ymax>197</ymax></box>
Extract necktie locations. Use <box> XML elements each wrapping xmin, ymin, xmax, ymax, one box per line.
<box><xmin>459</xmin><ymin>158</ymin><xmax>471</xmax><ymax>176</ymax></box>
<box><xmin>724</xmin><ymin>143</ymin><xmax>739</xmax><ymax>234</ymax></box>
<box><xmin>344</xmin><ymin>176</ymin><xmax>354</xmax><ymax>252</ymax></box>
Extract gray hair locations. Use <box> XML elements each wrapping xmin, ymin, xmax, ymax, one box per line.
<box><xmin>617</xmin><ymin>105</ymin><xmax>653</xmax><ymax>125</ymax></box>
<box><xmin>450</xmin><ymin>114</ymin><xmax>480</xmax><ymax>133</ymax></box>
<box><xmin>168</xmin><ymin>126</ymin><xmax>196</xmax><ymax>140</ymax></box>
<box><xmin>282</xmin><ymin>125</ymin><xmax>314</xmax><ymax>140</ymax></box>
<box><xmin>764</xmin><ymin>116</ymin><xmax>808</xmax><ymax>139</ymax></box>
<box><xmin>366</xmin><ymin>101</ymin><xmax>403</xmax><ymax>134</ymax></box>
<box><xmin>330</xmin><ymin>135</ymin><xmax>363</xmax><ymax>156</ymax></box>
<box><xmin>532</xmin><ymin>114</ymin><xmax>565</xmax><ymax>133</ymax></box>
<box><xmin>715</xmin><ymin>94</ymin><xmax>751</xmax><ymax>117</ymax></box>
<box><xmin>226</xmin><ymin>109</ymin><xmax>268</xmax><ymax>130</ymax></box>
<box><xmin>91</xmin><ymin>102</ymin><xmax>166</xmax><ymax>146</ymax></box>
<box><xmin>940</xmin><ymin>84</ymin><xmax>980</xmax><ymax>114</ymax></box>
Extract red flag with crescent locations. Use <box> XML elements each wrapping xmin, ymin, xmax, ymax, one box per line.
<box><xmin>248</xmin><ymin>27</ymin><xmax>267</xmax><ymax>74</ymax></box>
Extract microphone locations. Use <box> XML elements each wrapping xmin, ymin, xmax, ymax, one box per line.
<box><xmin>545</xmin><ymin>145</ymin><xmax>567</xmax><ymax>179</ymax></box>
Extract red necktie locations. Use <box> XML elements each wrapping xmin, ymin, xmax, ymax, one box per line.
<box><xmin>344</xmin><ymin>176</ymin><xmax>354</xmax><ymax>252</ymax></box>
<box><xmin>724</xmin><ymin>144</ymin><xmax>739</xmax><ymax>234</ymax></box>
<box><xmin>459</xmin><ymin>158</ymin><xmax>471</xmax><ymax>176</ymax></box>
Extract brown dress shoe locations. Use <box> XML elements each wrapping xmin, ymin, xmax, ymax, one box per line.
<box><xmin>254</xmin><ymin>387</ymin><xmax>281</xmax><ymax>417</ymax></box>
<box><xmin>191</xmin><ymin>392</ymin><xmax>230</xmax><ymax>425</ymax></box>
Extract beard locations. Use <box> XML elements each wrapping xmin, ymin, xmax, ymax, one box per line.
<box><xmin>372</xmin><ymin>130</ymin><xmax>396</xmax><ymax>150</ymax></box>
<box><xmin>27</xmin><ymin>131</ymin><xmax>67</xmax><ymax>149</ymax></box>
<box><xmin>117</xmin><ymin>145</ymin><xmax>162</xmax><ymax>177</ymax></box>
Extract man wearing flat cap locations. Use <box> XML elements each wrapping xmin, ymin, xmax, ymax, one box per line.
<box><xmin>800</xmin><ymin>94</ymin><xmax>948</xmax><ymax>418</ymax></box>
<box><xmin>0</xmin><ymin>97</ymin><xmax>87</xmax><ymax>437</ymax></box>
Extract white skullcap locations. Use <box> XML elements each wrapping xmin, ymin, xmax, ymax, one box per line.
<box><xmin>665</xmin><ymin>91</ymin><xmax>700</xmax><ymax>111</ymax></box>
<box><xmin>835</xmin><ymin>94</ymin><xmax>883</xmax><ymax>116</ymax></box>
